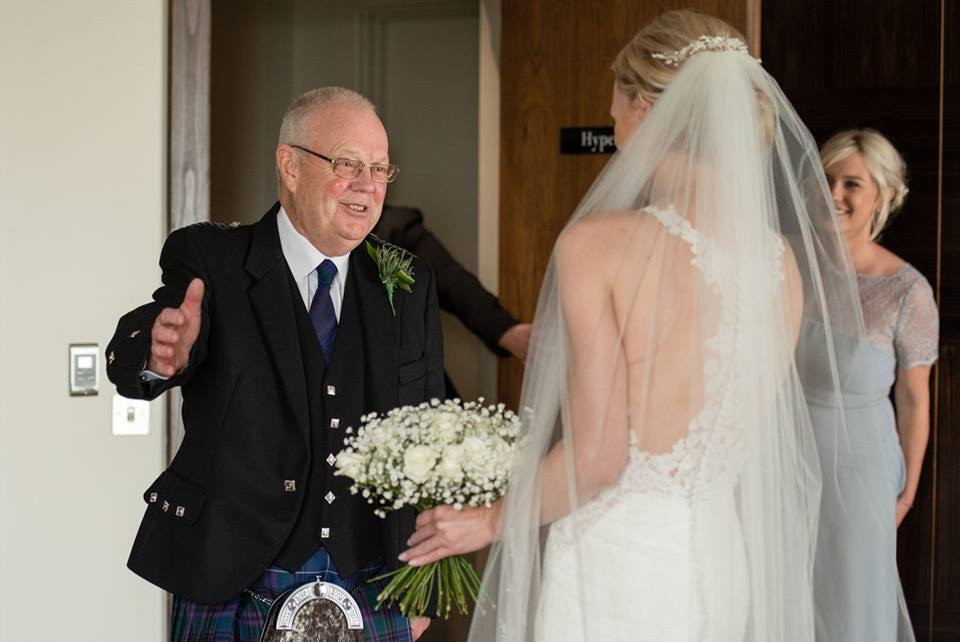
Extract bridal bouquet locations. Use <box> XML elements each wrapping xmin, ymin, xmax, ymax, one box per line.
<box><xmin>334</xmin><ymin>398</ymin><xmax>523</xmax><ymax>618</ymax></box>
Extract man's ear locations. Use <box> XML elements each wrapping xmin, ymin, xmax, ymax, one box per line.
<box><xmin>276</xmin><ymin>145</ymin><xmax>298</xmax><ymax>192</ymax></box>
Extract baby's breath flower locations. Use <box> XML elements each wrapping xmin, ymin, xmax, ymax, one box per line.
<box><xmin>334</xmin><ymin>398</ymin><xmax>525</xmax><ymax>516</ymax></box>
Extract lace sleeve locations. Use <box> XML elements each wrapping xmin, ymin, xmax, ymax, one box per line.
<box><xmin>894</xmin><ymin>276</ymin><xmax>940</xmax><ymax>368</ymax></box>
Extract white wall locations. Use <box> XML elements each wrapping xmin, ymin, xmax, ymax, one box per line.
<box><xmin>0</xmin><ymin>2</ymin><xmax>168</xmax><ymax>641</ymax></box>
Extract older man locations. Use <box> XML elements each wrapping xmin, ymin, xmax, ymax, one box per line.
<box><xmin>107</xmin><ymin>87</ymin><xmax>441</xmax><ymax>641</ymax></box>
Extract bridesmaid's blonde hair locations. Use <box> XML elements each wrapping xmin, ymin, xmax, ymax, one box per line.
<box><xmin>820</xmin><ymin>129</ymin><xmax>909</xmax><ymax>240</ymax></box>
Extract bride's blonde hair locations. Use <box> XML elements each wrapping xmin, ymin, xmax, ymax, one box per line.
<box><xmin>613</xmin><ymin>10</ymin><xmax>773</xmax><ymax>143</ymax></box>
<box><xmin>613</xmin><ymin>10</ymin><xmax>747</xmax><ymax>104</ymax></box>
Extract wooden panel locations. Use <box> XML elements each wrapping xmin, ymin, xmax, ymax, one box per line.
<box><xmin>934</xmin><ymin>343</ymin><xmax>960</xmax><ymax>641</ymax></box>
<box><xmin>763</xmin><ymin>2</ymin><xmax>958</xmax><ymax>639</ymax></box>
<box><xmin>170</xmin><ymin>0</ymin><xmax>211</xmax><ymax>231</ymax></box>
<box><xmin>933</xmin><ymin>1</ymin><xmax>960</xmax><ymax>640</ymax></box>
<box><xmin>169</xmin><ymin>0</ymin><xmax>212</xmax><ymax>459</ymax></box>
<box><xmin>498</xmin><ymin>0</ymin><xmax>753</xmax><ymax>409</ymax></box>
<box><xmin>761</xmin><ymin>1</ymin><xmax>940</xmax><ymax>283</ymax></box>
<box><xmin>941</xmin><ymin>0</ymin><xmax>960</xmax><ymax>334</ymax></box>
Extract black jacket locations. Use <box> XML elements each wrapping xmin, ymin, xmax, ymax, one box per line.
<box><xmin>107</xmin><ymin>204</ymin><xmax>444</xmax><ymax>603</ymax></box>
<box><xmin>373</xmin><ymin>205</ymin><xmax>518</xmax><ymax>355</ymax></box>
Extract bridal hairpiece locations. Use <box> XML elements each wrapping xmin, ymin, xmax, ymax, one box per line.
<box><xmin>650</xmin><ymin>35</ymin><xmax>754</xmax><ymax>67</ymax></box>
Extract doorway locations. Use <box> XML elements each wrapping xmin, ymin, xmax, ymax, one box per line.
<box><xmin>206</xmin><ymin>3</ymin><xmax>491</xmax><ymax>638</ymax></box>
<box><xmin>209</xmin><ymin>0</ymin><xmax>498</xmax><ymax>409</ymax></box>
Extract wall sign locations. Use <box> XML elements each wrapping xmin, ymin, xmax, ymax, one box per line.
<box><xmin>560</xmin><ymin>127</ymin><xmax>617</xmax><ymax>154</ymax></box>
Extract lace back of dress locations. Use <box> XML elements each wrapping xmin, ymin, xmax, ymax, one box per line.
<box><xmin>617</xmin><ymin>205</ymin><xmax>786</xmax><ymax>500</ymax></box>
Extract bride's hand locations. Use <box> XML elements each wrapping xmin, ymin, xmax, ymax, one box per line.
<box><xmin>399</xmin><ymin>501</ymin><xmax>502</xmax><ymax>566</ymax></box>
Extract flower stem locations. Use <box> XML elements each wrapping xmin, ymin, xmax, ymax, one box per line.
<box><xmin>372</xmin><ymin>555</ymin><xmax>481</xmax><ymax>619</ymax></box>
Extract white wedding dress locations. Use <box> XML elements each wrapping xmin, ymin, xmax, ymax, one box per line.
<box><xmin>467</xmin><ymin>41</ymin><xmax>860</xmax><ymax>642</ymax></box>
<box><xmin>536</xmin><ymin>448</ymin><xmax>748</xmax><ymax>641</ymax></box>
<box><xmin>534</xmin><ymin>206</ymin><xmax>774</xmax><ymax>641</ymax></box>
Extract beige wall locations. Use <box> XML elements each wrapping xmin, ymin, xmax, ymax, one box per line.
<box><xmin>0</xmin><ymin>2</ymin><xmax>168</xmax><ymax>640</ymax></box>
<box><xmin>475</xmin><ymin>0</ymin><xmax>501</xmax><ymax>404</ymax></box>
<box><xmin>477</xmin><ymin>0</ymin><xmax>500</xmax><ymax>295</ymax></box>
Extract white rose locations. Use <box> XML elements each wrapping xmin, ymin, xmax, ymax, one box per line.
<box><xmin>490</xmin><ymin>436</ymin><xmax>510</xmax><ymax>459</ymax></box>
<box><xmin>334</xmin><ymin>451</ymin><xmax>363</xmax><ymax>480</ymax></box>
<box><xmin>432</xmin><ymin>412</ymin><xmax>461</xmax><ymax>441</ymax></box>
<box><xmin>403</xmin><ymin>445</ymin><xmax>437</xmax><ymax>484</ymax></box>
<box><xmin>438</xmin><ymin>444</ymin><xmax>465</xmax><ymax>482</ymax></box>
<box><xmin>462</xmin><ymin>436</ymin><xmax>487</xmax><ymax>460</ymax></box>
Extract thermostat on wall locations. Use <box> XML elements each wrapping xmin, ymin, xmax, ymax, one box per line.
<box><xmin>69</xmin><ymin>343</ymin><xmax>99</xmax><ymax>396</ymax></box>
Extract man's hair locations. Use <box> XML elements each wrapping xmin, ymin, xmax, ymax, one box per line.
<box><xmin>277</xmin><ymin>87</ymin><xmax>376</xmax><ymax>146</ymax></box>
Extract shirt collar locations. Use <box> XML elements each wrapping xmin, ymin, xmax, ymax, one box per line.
<box><xmin>276</xmin><ymin>206</ymin><xmax>351</xmax><ymax>282</ymax></box>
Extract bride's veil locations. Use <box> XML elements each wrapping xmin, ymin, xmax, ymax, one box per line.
<box><xmin>468</xmin><ymin>19</ymin><xmax>864</xmax><ymax>642</ymax></box>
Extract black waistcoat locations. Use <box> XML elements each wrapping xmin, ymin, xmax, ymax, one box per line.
<box><xmin>273</xmin><ymin>271</ymin><xmax>383</xmax><ymax>573</ymax></box>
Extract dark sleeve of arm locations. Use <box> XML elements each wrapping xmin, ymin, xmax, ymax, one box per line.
<box><xmin>422</xmin><ymin>263</ymin><xmax>446</xmax><ymax>401</ymax></box>
<box><xmin>106</xmin><ymin>227</ymin><xmax>211</xmax><ymax>400</ymax></box>
<box><xmin>383</xmin><ymin>207</ymin><xmax>520</xmax><ymax>355</ymax></box>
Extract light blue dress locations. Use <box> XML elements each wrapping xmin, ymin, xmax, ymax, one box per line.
<box><xmin>799</xmin><ymin>263</ymin><xmax>938</xmax><ymax>642</ymax></box>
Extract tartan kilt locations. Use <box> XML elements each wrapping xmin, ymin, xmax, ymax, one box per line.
<box><xmin>170</xmin><ymin>549</ymin><xmax>412</xmax><ymax>642</ymax></box>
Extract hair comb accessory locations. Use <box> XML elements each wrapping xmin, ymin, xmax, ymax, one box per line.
<box><xmin>650</xmin><ymin>35</ymin><xmax>756</xmax><ymax>67</ymax></box>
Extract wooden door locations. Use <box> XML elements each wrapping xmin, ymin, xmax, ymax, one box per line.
<box><xmin>497</xmin><ymin>0</ymin><xmax>756</xmax><ymax>408</ymax></box>
<box><xmin>935</xmin><ymin>2</ymin><xmax>960</xmax><ymax>639</ymax></box>
<box><xmin>763</xmin><ymin>1</ymin><xmax>958</xmax><ymax>638</ymax></box>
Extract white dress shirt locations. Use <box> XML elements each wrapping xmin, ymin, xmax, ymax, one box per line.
<box><xmin>277</xmin><ymin>206</ymin><xmax>351</xmax><ymax>320</ymax></box>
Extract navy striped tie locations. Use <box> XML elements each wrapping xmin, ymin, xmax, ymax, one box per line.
<box><xmin>309</xmin><ymin>259</ymin><xmax>338</xmax><ymax>364</ymax></box>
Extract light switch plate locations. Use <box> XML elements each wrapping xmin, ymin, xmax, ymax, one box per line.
<box><xmin>69</xmin><ymin>343</ymin><xmax>99</xmax><ymax>396</ymax></box>
<box><xmin>112</xmin><ymin>394</ymin><xmax>150</xmax><ymax>435</ymax></box>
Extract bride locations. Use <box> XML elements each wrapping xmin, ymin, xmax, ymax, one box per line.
<box><xmin>401</xmin><ymin>10</ymin><xmax>863</xmax><ymax>641</ymax></box>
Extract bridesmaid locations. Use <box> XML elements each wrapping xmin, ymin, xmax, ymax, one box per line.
<box><xmin>813</xmin><ymin>128</ymin><xmax>939</xmax><ymax>641</ymax></box>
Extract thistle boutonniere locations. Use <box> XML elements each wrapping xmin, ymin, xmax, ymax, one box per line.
<box><xmin>366</xmin><ymin>240</ymin><xmax>415</xmax><ymax>316</ymax></box>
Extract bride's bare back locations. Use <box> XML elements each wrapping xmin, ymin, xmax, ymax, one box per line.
<box><xmin>558</xmin><ymin>207</ymin><xmax>803</xmax><ymax>458</ymax></box>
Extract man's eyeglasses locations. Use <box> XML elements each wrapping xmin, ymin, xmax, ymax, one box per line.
<box><xmin>290</xmin><ymin>144</ymin><xmax>399</xmax><ymax>183</ymax></box>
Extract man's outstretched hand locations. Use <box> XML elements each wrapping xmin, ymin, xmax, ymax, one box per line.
<box><xmin>147</xmin><ymin>278</ymin><xmax>204</xmax><ymax>376</ymax></box>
